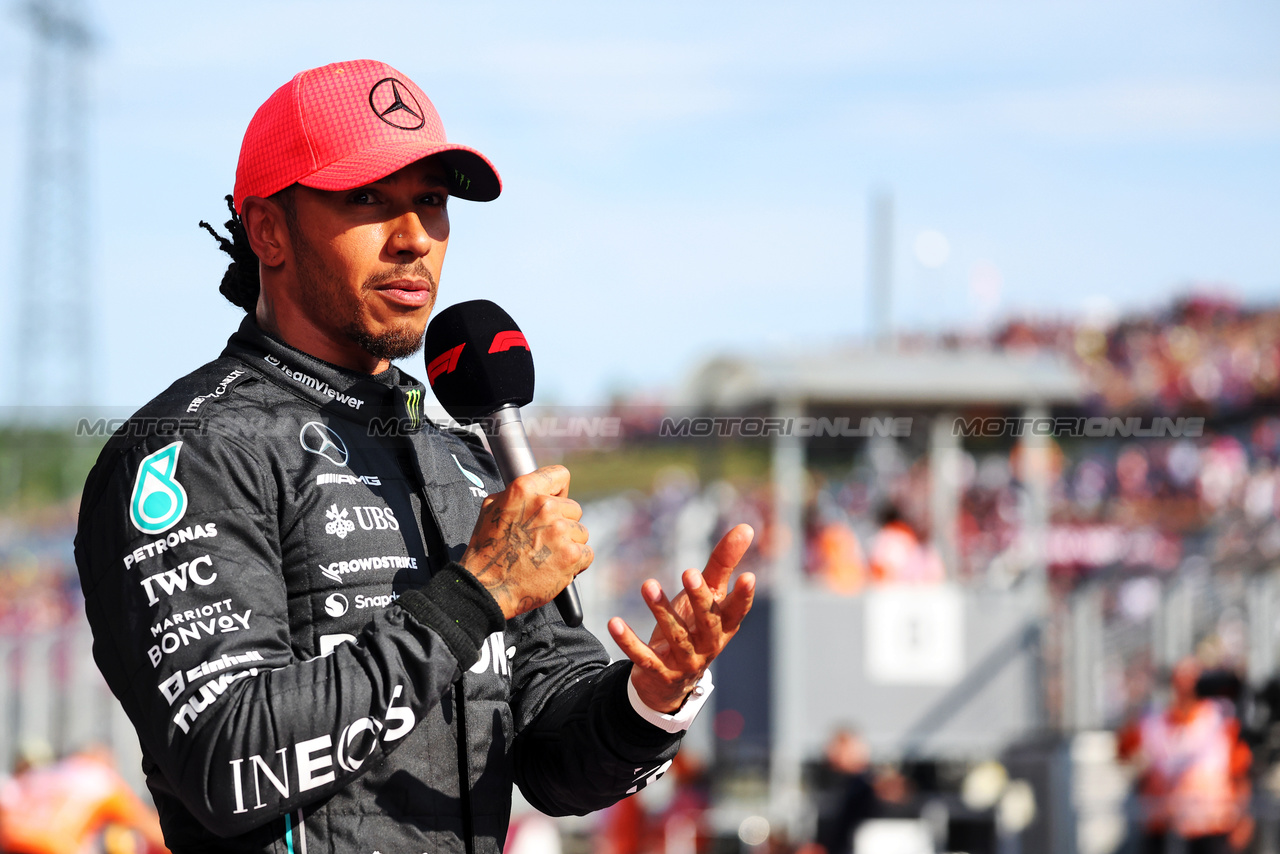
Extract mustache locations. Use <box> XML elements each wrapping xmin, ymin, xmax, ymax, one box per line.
<box><xmin>364</xmin><ymin>262</ymin><xmax>437</xmax><ymax>289</ymax></box>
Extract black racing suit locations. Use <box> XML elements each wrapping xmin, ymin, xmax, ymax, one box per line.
<box><xmin>75</xmin><ymin>317</ymin><xmax>686</xmax><ymax>854</ymax></box>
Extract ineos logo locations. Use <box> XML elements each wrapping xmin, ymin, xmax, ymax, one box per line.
<box><xmin>368</xmin><ymin>78</ymin><xmax>425</xmax><ymax>130</ymax></box>
<box><xmin>299</xmin><ymin>422</ymin><xmax>349</xmax><ymax>467</ymax></box>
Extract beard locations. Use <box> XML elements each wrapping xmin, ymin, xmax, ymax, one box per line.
<box><xmin>291</xmin><ymin>227</ymin><xmax>433</xmax><ymax>363</ymax></box>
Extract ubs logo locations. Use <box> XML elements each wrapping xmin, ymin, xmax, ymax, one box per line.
<box><xmin>300</xmin><ymin>422</ymin><xmax>349</xmax><ymax>467</ymax></box>
<box><xmin>369</xmin><ymin>78</ymin><xmax>425</xmax><ymax>130</ymax></box>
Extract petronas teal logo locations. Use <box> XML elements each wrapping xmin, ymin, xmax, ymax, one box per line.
<box><xmin>130</xmin><ymin>442</ymin><xmax>189</xmax><ymax>534</ymax></box>
<box><xmin>452</xmin><ymin>454</ymin><xmax>486</xmax><ymax>490</ymax></box>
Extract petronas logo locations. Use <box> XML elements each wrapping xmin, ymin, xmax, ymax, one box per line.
<box><xmin>130</xmin><ymin>442</ymin><xmax>189</xmax><ymax>534</ymax></box>
<box><xmin>452</xmin><ymin>454</ymin><xmax>487</xmax><ymax>494</ymax></box>
<box><xmin>405</xmin><ymin>388</ymin><xmax>422</xmax><ymax>429</ymax></box>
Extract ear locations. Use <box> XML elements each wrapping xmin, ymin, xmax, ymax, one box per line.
<box><xmin>240</xmin><ymin>196</ymin><xmax>290</xmax><ymax>268</ymax></box>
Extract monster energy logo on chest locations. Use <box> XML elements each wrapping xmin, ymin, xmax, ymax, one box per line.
<box><xmin>404</xmin><ymin>388</ymin><xmax>422</xmax><ymax>429</ymax></box>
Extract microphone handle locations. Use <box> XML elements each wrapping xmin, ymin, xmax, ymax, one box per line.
<box><xmin>487</xmin><ymin>405</ymin><xmax>584</xmax><ymax>628</ymax></box>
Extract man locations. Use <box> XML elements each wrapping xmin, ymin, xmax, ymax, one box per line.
<box><xmin>75</xmin><ymin>59</ymin><xmax>755</xmax><ymax>854</ymax></box>
<box><xmin>1118</xmin><ymin>658</ymin><xmax>1253</xmax><ymax>854</ymax></box>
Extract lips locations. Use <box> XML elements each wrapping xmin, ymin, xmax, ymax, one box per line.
<box><xmin>373</xmin><ymin>279</ymin><xmax>434</xmax><ymax>309</ymax></box>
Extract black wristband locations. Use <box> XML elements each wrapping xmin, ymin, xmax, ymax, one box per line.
<box><xmin>398</xmin><ymin>562</ymin><xmax>505</xmax><ymax>670</ymax></box>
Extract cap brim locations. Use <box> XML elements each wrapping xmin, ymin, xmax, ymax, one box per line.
<box><xmin>298</xmin><ymin>141</ymin><xmax>501</xmax><ymax>202</ymax></box>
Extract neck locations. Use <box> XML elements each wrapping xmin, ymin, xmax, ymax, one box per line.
<box><xmin>255</xmin><ymin>286</ymin><xmax>390</xmax><ymax>375</ymax></box>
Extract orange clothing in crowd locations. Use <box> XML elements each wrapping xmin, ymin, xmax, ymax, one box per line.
<box><xmin>869</xmin><ymin>520</ymin><xmax>945</xmax><ymax>584</ymax></box>
<box><xmin>1119</xmin><ymin>697</ymin><xmax>1252</xmax><ymax>843</ymax></box>
<box><xmin>0</xmin><ymin>752</ymin><xmax>169</xmax><ymax>854</ymax></box>
<box><xmin>808</xmin><ymin>522</ymin><xmax>868</xmax><ymax>594</ymax></box>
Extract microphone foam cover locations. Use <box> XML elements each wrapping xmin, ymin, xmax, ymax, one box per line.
<box><xmin>424</xmin><ymin>299</ymin><xmax>535</xmax><ymax>420</ymax></box>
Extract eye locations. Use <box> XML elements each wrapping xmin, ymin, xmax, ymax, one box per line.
<box><xmin>347</xmin><ymin>189</ymin><xmax>378</xmax><ymax>205</ymax></box>
<box><xmin>419</xmin><ymin>192</ymin><xmax>448</xmax><ymax>207</ymax></box>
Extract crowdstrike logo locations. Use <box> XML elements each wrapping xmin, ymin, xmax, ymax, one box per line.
<box><xmin>300</xmin><ymin>422</ymin><xmax>349</xmax><ymax>466</ymax></box>
<box><xmin>318</xmin><ymin>555</ymin><xmax>418</xmax><ymax>585</ymax></box>
<box><xmin>129</xmin><ymin>442</ymin><xmax>188</xmax><ymax>534</ymax></box>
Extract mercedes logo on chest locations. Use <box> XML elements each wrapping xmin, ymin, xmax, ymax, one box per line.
<box><xmin>369</xmin><ymin>78</ymin><xmax>425</xmax><ymax>130</ymax></box>
<box><xmin>299</xmin><ymin>421</ymin><xmax>350</xmax><ymax>467</ymax></box>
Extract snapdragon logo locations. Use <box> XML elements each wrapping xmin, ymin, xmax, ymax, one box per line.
<box><xmin>130</xmin><ymin>442</ymin><xmax>188</xmax><ymax>534</ymax></box>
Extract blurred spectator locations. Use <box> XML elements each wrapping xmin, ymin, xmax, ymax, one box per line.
<box><xmin>869</xmin><ymin>508</ymin><xmax>944</xmax><ymax>585</ymax></box>
<box><xmin>0</xmin><ymin>746</ymin><xmax>169</xmax><ymax>854</ymax></box>
<box><xmin>810</xmin><ymin>729</ymin><xmax>878</xmax><ymax>854</ymax></box>
<box><xmin>1117</xmin><ymin>658</ymin><xmax>1253</xmax><ymax>854</ymax></box>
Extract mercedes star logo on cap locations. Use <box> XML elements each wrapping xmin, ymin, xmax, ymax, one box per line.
<box><xmin>299</xmin><ymin>421</ymin><xmax>350</xmax><ymax>467</ymax></box>
<box><xmin>369</xmin><ymin>78</ymin><xmax>425</xmax><ymax>130</ymax></box>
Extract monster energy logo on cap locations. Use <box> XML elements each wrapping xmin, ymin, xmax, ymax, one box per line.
<box><xmin>130</xmin><ymin>442</ymin><xmax>189</xmax><ymax>534</ymax></box>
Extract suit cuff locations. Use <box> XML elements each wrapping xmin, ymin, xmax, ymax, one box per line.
<box><xmin>626</xmin><ymin>670</ymin><xmax>714</xmax><ymax>734</ymax></box>
<box><xmin>398</xmin><ymin>562</ymin><xmax>505</xmax><ymax>671</ymax></box>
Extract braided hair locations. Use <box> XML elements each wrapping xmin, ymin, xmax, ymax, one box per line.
<box><xmin>199</xmin><ymin>195</ymin><xmax>260</xmax><ymax>312</ymax></box>
<box><xmin>199</xmin><ymin>189</ymin><xmax>296</xmax><ymax>312</ymax></box>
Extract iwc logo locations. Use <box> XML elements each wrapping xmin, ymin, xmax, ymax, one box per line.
<box><xmin>368</xmin><ymin>78</ymin><xmax>425</xmax><ymax>130</ymax></box>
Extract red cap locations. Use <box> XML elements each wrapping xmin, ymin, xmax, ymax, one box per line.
<box><xmin>233</xmin><ymin>59</ymin><xmax>501</xmax><ymax>213</ymax></box>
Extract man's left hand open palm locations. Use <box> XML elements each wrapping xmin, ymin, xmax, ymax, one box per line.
<box><xmin>609</xmin><ymin>524</ymin><xmax>756</xmax><ymax>713</ymax></box>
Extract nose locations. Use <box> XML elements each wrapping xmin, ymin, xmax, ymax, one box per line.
<box><xmin>387</xmin><ymin>213</ymin><xmax>432</xmax><ymax>261</ymax></box>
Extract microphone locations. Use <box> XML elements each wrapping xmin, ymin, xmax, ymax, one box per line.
<box><xmin>423</xmin><ymin>299</ymin><xmax>584</xmax><ymax>628</ymax></box>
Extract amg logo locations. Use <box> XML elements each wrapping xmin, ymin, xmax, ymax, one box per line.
<box><xmin>316</xmin><ymin>473</ymin><xmax>382</xmax><ymax>486</ymax></box>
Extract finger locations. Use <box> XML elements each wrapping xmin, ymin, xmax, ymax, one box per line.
<box><xmin>682</xmin><ymin>568</ymin><xmax>721</xmax><ymax>642</ymax></box>
<box><xmin>575</xmin><ymin>543</ymin><xmax>594</xmax><ymax>574</ymax></box>
<box><xmin>568</xmin><ymin>519</ymin><xmax>589</xmax><ymax>544</ymax></box>
<box><xmin>719</xmin><ymin>572</ymin><xmax>757</xmax><ymax>635</ymax></box>
<box><xmin>532</xmin><ymin>464</ymin><xmax>571</xmax><ymax>498</ymax></box>
<box><xmin>642</xmin><ymin>580</ymin><xmax>692</xmax><ymax>655</ymax></box>
<box><xmin>608</xmin><ymin>617</ymin><xmax>670</xmax><ymax>673</ymax></box>
<box><xmin>702</xmin><ymin>524</ymin><xmax>755</xmax><ymax>593</ymax></box>
<box><xmin>548</xmin><ymin>496</ymin><xmax>583</xmax><ymax>522</ymax></box>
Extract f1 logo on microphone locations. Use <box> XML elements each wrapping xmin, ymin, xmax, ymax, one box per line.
<box><xmin>488</xmin><ymin>331</ymin><xmax>529</xmax><ymax>354</ymax></box>
<box><xmin>428</xmin><ymin>343</ymin><xmax>465</xmax><ymax>386</ymax></box>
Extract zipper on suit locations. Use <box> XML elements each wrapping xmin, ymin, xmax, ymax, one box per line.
<box><xmin>455</xmin><ymin>682</ymin><xmax>475</xmax><ymax>854</ymax></box>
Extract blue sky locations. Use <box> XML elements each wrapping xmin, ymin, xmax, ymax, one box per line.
<box><xmin>0</xmin><ymin>1</ymin><xmax>1277</xmax><ymax>408</ymax></box>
